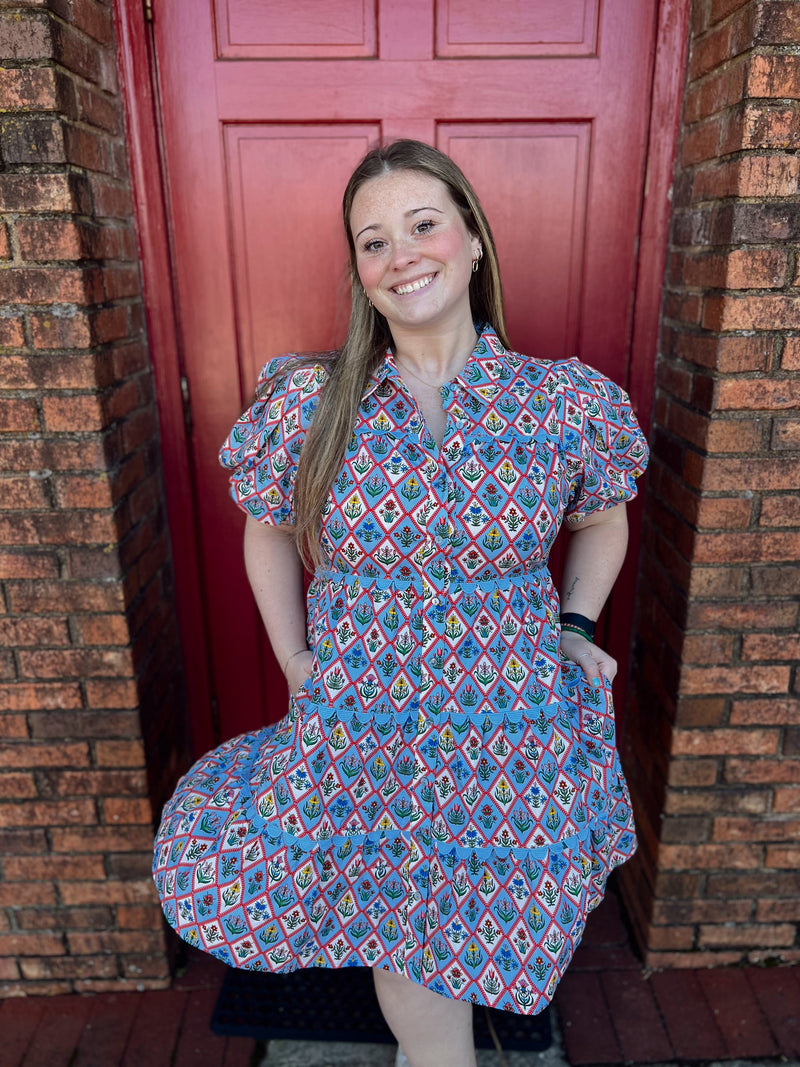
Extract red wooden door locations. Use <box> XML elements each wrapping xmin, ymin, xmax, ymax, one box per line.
<box><xmin>151</xmin><ymin>0</ymin><xmax>658</xmax><ymax>748</ymax></box>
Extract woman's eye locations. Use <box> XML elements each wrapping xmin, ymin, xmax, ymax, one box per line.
<box><xmin>415</xmin><ymin>220</ymin><xmax>435</xmax><ymax>234</ymax></box>
<box><xmin>362</xmin><ymin>239</ymin><xmax>385</xmax><ymax>253</ymax></box>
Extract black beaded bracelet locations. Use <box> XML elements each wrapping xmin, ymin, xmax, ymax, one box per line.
<box><xmin>560</xmin><ymin>612</ymin><xmax>596</xmax><ymax>640</ymax></box>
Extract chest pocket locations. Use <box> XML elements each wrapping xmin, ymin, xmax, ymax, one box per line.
<box><xmin>452</xmin><ymin>429</ymin><xmax>569</xmax><ymax>555</ymax></box>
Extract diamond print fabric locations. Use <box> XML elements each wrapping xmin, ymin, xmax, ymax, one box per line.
<box><xmin>154</xmin><ymin>326</ymin><xmax>648</xmax><ymax>1015</ymax></box>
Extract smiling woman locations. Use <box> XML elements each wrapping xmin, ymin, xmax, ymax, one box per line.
<box><xmin>153</xmin><ymin>140</ymin><xmax>649</xmax><ymax>1067</ymax></box>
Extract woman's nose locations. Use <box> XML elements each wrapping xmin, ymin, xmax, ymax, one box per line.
<box><xmin>390</xmin><ymin>238</ymin><xmax>419</xmax><ymax>269</ymax></box>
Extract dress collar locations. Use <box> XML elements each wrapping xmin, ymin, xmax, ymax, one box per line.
<box><xmin>363</xmin><ymin>324</ymin><xmax>512</xmax><ymax>402</ymax></box>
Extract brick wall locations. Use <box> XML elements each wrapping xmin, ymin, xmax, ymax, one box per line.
<box><xmin>0</xmin><ymin>0</ymin><xmax>188</xmax><ymax>994</ymax></box>
<box><xmin>621</xmin><ymin>0</ymin><xmax>800</xmax><ymax>966</ymax></box>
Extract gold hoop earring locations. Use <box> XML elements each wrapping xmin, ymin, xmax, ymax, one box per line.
<box><xmin>472</xmin><ymin>259</ymin><xmax>480</xmax><ymax>273</ymax></box>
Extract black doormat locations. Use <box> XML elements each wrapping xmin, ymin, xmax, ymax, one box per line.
<box><xmin>211</xmin><ymin>965</ymin><xmax>551</xmax><ymax>1051</ymax></box>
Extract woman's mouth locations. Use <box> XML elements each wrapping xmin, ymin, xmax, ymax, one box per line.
<box><xmin>392</xmin><ymin>273</ymin><xmax>437</xmax><ymax>295</ymax></box>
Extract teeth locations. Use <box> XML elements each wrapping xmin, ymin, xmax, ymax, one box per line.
<box><xmin>394</xmin><ymin>274</ymin><xmax>435</xmax><ymax>295</ymax></box>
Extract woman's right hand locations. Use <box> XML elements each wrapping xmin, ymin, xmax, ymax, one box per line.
<box><xmin>286</xmin><ymin>649</ymin><xmax>314</xmax><ymax>697</ymax></box>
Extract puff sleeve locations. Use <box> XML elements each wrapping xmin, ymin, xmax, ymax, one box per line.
<box><xmin>218</xmin><ymin>357</ymin><xmax>325</xmax><ymax>525</ymax></box>
<box><xmin>559</xmin><ymin>361</ymin><xmax>649</xmax><ymax>524</ymax></box>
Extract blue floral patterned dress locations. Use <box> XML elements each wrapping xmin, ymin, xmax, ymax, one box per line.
<box><xmin>153</xmin><ymin>325</ymin><xmax>648</xmax><ymax>1015</ymax></box>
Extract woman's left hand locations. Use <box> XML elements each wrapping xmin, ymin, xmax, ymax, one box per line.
<box><xmin>560</xmin><ymin>630</ymin><xmax>617</xmax><ymax>685</ymax></box>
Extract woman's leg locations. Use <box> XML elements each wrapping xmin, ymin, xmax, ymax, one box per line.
<box><xmin>373</xmin><ymin>967</ymin><xmax>477</xmax><ymax>1067</ymax></box>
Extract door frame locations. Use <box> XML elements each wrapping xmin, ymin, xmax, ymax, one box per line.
<box><xmin>114</xmin><ymin>0</ymin><xmax>690</xmax><ymax>759</ymax></box>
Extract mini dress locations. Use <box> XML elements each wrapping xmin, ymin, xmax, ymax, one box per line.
<box><xmin>153</xmin><ymin>325</ymin><xmax>649</xmax><ymax>1016</ymax></box>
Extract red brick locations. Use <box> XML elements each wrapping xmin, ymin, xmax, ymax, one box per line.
<box><xmin>694</xmin><ymin>496</ymin><xmax>753</xmax><ymax>529</ymax></box>
<box><xmin>19</xmin><ymin>956</ymin><xmax>118</xmax><ymax>981</ymax></box>
<box><xmin>651</xmin><ymin>898</ymin><xmax>752</xmax><ymax>924</ymax></box>
<box><xmin>742</xmin><ymin>634</ymin><xmax>800</xmax><ymax>661</ymax></box>
<box><xmin>30</xmin><ymin>310</ymin><xmax>93</xmax><ymax>350</ymax></box>
<box><xmin>771</xmin><ymin>419</ymin><xmax>800</xmax><ymax>449</ymax></box>
<box><xmin>667</xmin><ymin>759</ymin><xmax>720</xmax><ymax>787</ymax></box>
<box><xmin>18</xmin><ymin>647</ymin><xmax>134</xmax><ymax>680</ymax></box>
<box><xmin>672</xmin><ymin>728</ymin><xmax>780</xmax><ymax>757</ymax></box>
<box><xmin>3</xmin><ymin>354</ymin><xmax>103</xmax><ymax>392</ymax></box>
<box><xmin>698</xmin><ymin>922</ymin><xmax>795</xmax><ymax>948</ymax></box>
<box><xmin>94</xmin><ymin>740</ymin><xmax>145</xmax><ymax>768</ymax></box>
<box><xmin>0</xmin><ymin>12</ymin><xmax>53</xmax><ymax>61</ymax></box>
<box><xmin>0</xmin><ymin>552</ymin><xmax>59</xmax><ymax>579</ymax></box>
<box><xmin>0</xmin><ymin>316</ymin><xmax>25</xmax><ymax>347</ymax></box>
<box><xmin>0</xmin><ymin>934</ymin><xmax>64</xmax><ymax>958</ymax></box>
<box><xmin>765</xmin><ymin>845</ymin><xmax>800</xmax><ymax>868</ymax></box>
<box><xmin>726</xmin><ymin>759</ymin><xmax>800</xmax><ymax>784</ymax></box>
<box><xmin>116</xmin><ymin>905</ymin><xmax>163</xmax><ymax>930</ymax></box>
<box><xmin>0</xmin><ymin>476</ymin><xmax>50</xmax><ymax>510</ymax></box>
<box><xmin>0</xmin><ymin>267</ymin><xmax>94</xmax><ymax>305</ymax></box>
<box><xmin>84</xmin><ymin>679</ymin><xmax>139</xmax><ymax>708</ymax></box>
<box><xmin>713</xmin><ymin>816</ymin><xmax>800</xmax><ymax>842</ymax></box>
<box><xmin>705</xmin><ymin>415</ymin><xmax>764</xmax><ymax>452</ymax></box>
<box><xmin>674</xmin><ymin>697</ymin><xmax>728</xmax><ymax>727</ymax></box>
<box><xmin>103</xmin><ymin>797</ymin><xmax>153</xmax><ymax>824</ymax></box>
<box><xmin>690</xmin><ymin>456</ymin><xmax>798</xmax><ymax>492</ymax></box>
<box><xmin>14</xmin><ymin>905</ymin><xmax>113</xmax><ymax>931</ymax></box>
<box><xmin>760</xmin><ymin>496</ymin><xmax>800</xmax><ymax>528</ymax></box>
<box><xmin>8</xmin><ymin>581</ymin><xmax>125</xmax><ymax>615</ymax></box>
<box><xmin>0</xmin><ymin>173</ymin><xmax>73</xmax><ymax>213</ymax></box>
<box><xmin>680</xmin><ymin>634</ymin><xmax>736</xmax><ymax>663</ymax></box>
<box><xmin>2</xmin><ymin>399</ymin><xmax>40</xmax><ymax>432</ymax></box>
<box><xmin>28</xmin><ymin>710</ymin><xmax>141</xmax><ymax>740</ymax></box>
<box><xmin>1</xmin><ymin>510</ymin><xmax>120</xmax><ymax>547</ymax></box>
<box><xmin>66</xmin><ymin>930</ymin><xmax>165</xmax><ymax>956</ymax></box>
<box><xmin>730</xmin><ymin>699</ymin><xmax>800</xmax><ymax>725</ymax></box>
<box><xmin>709</xmin><ymin>0</ymin><xmax>749</xmax><ymax>25</ymax></box>
<box><xmin>755</xmin><ymin>898</ymin><xmax>800</xmax><ymax>922</ymax></box>
<box><xmin>664</xmin><ymin>787</ymin><xmax>768</xmax><ymax>815</ymax></box>
<box><xmin>0</xmin><ymin>742</ymin><xmax>89</xmax><ymax>768</ymax></box>
<box><xmin>686</xmin><ymin>566</ymin><xmax>744</xmax><ymax>598</ymax></box>
<box><xmin>0</xmin><ymin>682</ymin><xmax>82</xmax><ymax>712</ymax></box>
<box><xmin>41</xmin><ymin>394</ymin><xmax>105</xmax><ymax>433</ymax></box>
<box><xmin>749</xmin><ymin>565</ymin><xmax>800</xmax><ymax>598</ymax></box>
<box><xmin>703</xmin><ymin>294</ymin><xmax>800</xmax><ymax>331</ymax></box>
<box><xmin>783</xmin><ymin>337</ymin><xmax>800</xmax><ymax>370</ymax></box>
<box><xmin>0</xmin><ymin>885</ymin><xmax>56</xmax><ymax>911</ymax></box>
<box><xmin>50</xmin><ymin>826</ymin><xmax>152</xmax><ymax>852</ymax></box>
<box><xmin>0</xmin><ymin>714</ymin><xmax>28</xmax><ymax>739</ymax></box>
<box><xmin>58</xmin><ymin>878</ymin><xmax>156</xmax><ymax>906</ymax></box>
<box><xmin>684</xmin><ymin>248</ymin><xmax>787</xmax><ymax>289</ymax></box>
<box><xmin>37</xmin><ymin>769</ymin><xmax>147</xmax><ymax>798</ymax></box>
<box><xmin>657</xmin><ymin>843</ymin><xmax>762</xmax><ymax>869</ymax></box>
<box><xmin>748</xmin><ymin>53</ymin><xmax>800</xmax><ymax>98</ymax></box>
<box><xmin>0</xmin><ymin>798</ymin><xmax>96</xmax><ymax>828</ymax></box>
<box><xmin>0</xmin><ymin>65</ymin><xmax>56</xmax><ymax>110</ymax></box>
<box><xmin>773</xmin><ymin>787</ymin><xmax>800</xmax><ymax>813</ymax></box>
<box><xmin>741</xmin><ymin>103</ymin><xmax>800</xmax><ymax>151</ymax></box>
<box><xmin>715</xmin><ymin>377</ymin><xmax>800</xmax><ymax>411</ymax></box>
<box><xmin>16</xmin><ymin>218</ymin><xmax>85</xmax><ymax>261</ymax></box>
<box><xmin>53</xmin><ymin>472</ymin><xmax>115</xmax><ymax>511</ymax></box>
<box><xmin>0</xmin><ymin>772</ymin><xmax>37</xmax><ymax>799</ymax></box>
<box><xmin>644</xmin><ymin>948</ymin><xmax>744</xmax><ymax>968</ymax></box>
<box><xmin>73</xmin><ymin>614</ymin><xmax>130</xmax><ymax>646</ymax></box>
<box><xmin>681</xmin><ymin>665</ymin><xmax>790</xmax><ymax>696</ymax></box>
<box><xmin>0</xmin><ymin>617</ymin><xmax>68</xmax><ymax>647</ymax></box>
<box><xmin>645</xmin><ymin>924</ymin><xmax>696</xmax><ymax>950</ymax></box>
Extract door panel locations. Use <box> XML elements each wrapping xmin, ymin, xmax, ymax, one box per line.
<box><xmin>440</xmin><ymin>124</ymin><xmax>590</xmax><ymax>359</ymax></box>
<box><xmin>153</xmin><ymin>0</ymin><xmax>657</xmax><ymax>744</ymax></box>
<box><xmin>435</xmin><ymin>0</ymin><xmax>599</xmax><ymax>56</ymax></box>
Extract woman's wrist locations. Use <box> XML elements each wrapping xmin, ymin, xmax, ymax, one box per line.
<box><xmin>560</xmin><ymin>612</ymin><xmax>596</xmax><ymax>641</ymax></box>
<box><xmin>282</xmin><ymin>647</ymin><xmax>309</xmax><ymax>675</ymax></box>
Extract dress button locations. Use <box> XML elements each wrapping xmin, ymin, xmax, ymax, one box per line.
<box><xmin>431</xmin><ymin>597</ymin><xmax>441</xmax><ymax>606</ymax></box>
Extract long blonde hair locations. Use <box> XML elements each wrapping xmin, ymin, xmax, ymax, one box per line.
<box><xmin>286</xmin><ymin>140</ymin><xmax>509</xmax><ymax>568</ymax></box>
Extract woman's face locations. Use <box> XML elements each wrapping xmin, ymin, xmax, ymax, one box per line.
<box><xmin>349</xmin><ymin>169</ymin><xmax>480</xmax><ymax>336</ymax></box>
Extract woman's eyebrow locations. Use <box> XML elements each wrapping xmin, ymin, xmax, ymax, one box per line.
<box><xmin>355</xmin><ymin>206</ymin><xmax>445</xmax><ymax>241</ymax></box>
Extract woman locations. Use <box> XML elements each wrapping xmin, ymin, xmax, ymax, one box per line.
<box><xmin>154</xmin><ymin>140</ymin><xmax>648</xmax><ymax>1067</ymax></box>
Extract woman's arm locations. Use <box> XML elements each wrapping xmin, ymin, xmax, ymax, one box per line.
<box><xmin>243</xmin><ymin>516</ymin><xmax>313</xmax><ymax>694</ymax></box>
<box><xmin>559</xmin><ymin>502</ymin><xmax>629</xmax><ymax>684</ymax></box>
